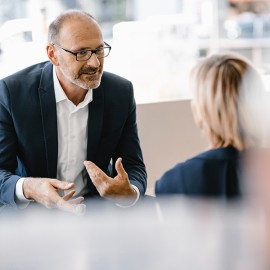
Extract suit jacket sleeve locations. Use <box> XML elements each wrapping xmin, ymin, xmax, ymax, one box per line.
<box><xmin>112</xmin><ymin>81</ymin><xmax>147</xmax><ymax>195</ymax></box>
<box><xmin>87</xmin><ymin>72</ymin><xmax>147</xmax><ymax>197</ymax></box>
<box><xmin>0</xmin><ymin>80</ymin><xmax>21</xmax><ymax>207</ymax></box>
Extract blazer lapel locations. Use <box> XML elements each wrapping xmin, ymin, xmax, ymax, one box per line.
<box><xmin>38</xmin><ymin>62</ymin><xmax>58</xmax><ymax>178</ymax></box>
<box><xmin>87</xmin><ymin>84</ymin><xmax>104</xmax><ymax>162</ymax></box>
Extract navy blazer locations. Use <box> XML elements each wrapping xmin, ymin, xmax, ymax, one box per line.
<box><xmin>155</xmin><ymin>146</ymin><xmax>241</xmax><ymax>198</ymax></box>
<box><xmin>0</xmin><ymin>61</ymin><xmax>147</xmax><ymax>206</ymax></box>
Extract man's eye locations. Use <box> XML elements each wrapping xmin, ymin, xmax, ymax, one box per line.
<box><xmin>77</xmin><ymin>50</ymin><xmax>88</xmax><ymax>55</ymax></box>
<box><xmin>96</xmin><ymin>48</ymin><xmax>104</xmax><ymax>55</ymax></box>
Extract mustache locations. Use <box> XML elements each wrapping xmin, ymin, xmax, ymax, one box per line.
<box><xmin>79</xmin><ymin>67</ymin><xmax>99</xmax><ymax>75</ymax></box>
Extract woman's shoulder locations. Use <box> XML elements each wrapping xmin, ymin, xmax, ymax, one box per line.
<box><xmin>155</xmin><ymin>146</ymin><xmax>241</xmax><ymax>196</ymax></box>
<box><xmin>158</xmin><ymin>146</ymin><xmax>239</xmax><ymax>180</ymax></box>
<box><xmin>189</xmin><ymin>146</ymin><xmax>240</xmax><ymax>163</ymax></box>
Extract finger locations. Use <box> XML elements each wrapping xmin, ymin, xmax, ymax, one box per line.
<box><xmin>44</xmin><ymin>189</ymin><xmax>75</xmax><ymax>211</ymax></box>
<box><xmin>55</xmin><ymin>198</ymin><xmax>79</xmax><ymax>213</ymax></box>
<box><xmin>62</xmin><ymin>190</ymin><xmax>76</xmax><ymax>201</ymax></box>
<box><xmin>68</xmin><ymin>196</ymin><xmax>84</xmax><ymax>205</ymax></box>
<box><xmin>84</xmin><ymin>160</ymin><xmax>98</xmax><ymax>170</ymax></box>
<box><xmin>50</xmin><ymin>179</ymin><xmax>74</xmax><ymax>190</ymax></box>
<box><xmin>84</xmin><ymin>161</ymin><xmax>108</xmax><ymax>184</ymax></box>
<box><xmin>64</xmin><ymin>202</ymin><xmax>86</xmax><ymax>216</ymax></box>
<box><xmin>115</xmin><ymin>157</ymin><xmax>127</xmax><ymax>177</ymax></box>
<box><xmin>74</xmin><ymin>204</ymin><xmax>86</xmax><ymax>216</ymax></box>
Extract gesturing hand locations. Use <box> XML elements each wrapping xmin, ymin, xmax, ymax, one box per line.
<box><xmin>84</xmin><ymin>158</ymin><xmax>137</xmax><ymax>204</ymax></box>
<box><xmin>23</xmin><ymin>178</ymin><xmax>85</xmax><ymax>214</ymax></box>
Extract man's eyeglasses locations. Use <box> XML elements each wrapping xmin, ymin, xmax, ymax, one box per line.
<box><xmin>53</xmin><ymin>42</ymin><xmax>111</xmax><ymax>61</ymax></box>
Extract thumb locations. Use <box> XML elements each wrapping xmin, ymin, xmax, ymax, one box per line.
<box><xmin>50</xmin><ymin>179</ymin><xmax>74</xmax><ymax>190</ymax></box>
<box><xmin>115</xmin><ymin>158</ymin><xmax>127</xmax><ymax>177</ymax></box>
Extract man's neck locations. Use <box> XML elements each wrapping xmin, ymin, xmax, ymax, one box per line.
<box><xmin>63</xmin><ymin>87</ymin><xmax>88</xmax><ymax>106</ymax></box>
<box><xmin>55</xmin><ymin>68</ymin><xmax>88</xmax><ymax>106</ymax></box>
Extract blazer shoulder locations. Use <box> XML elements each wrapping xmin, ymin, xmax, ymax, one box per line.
<box><xmin>190</xmin><ymin>146</ymin><xmax>239</xmax><ymax>162</ymax></box>
<box><xmin>1</xmin><ymin>61</ymin><xmax>51</xmax><ymax>86</ymax></box>
<box><xmin>0</xmin><ymin>61</ymin><xmax>52</xmax><ymax>101</ymax></box>
<box><xmin>155</xmin><ymin>147</ymin><xmax>240</xmax><ymax>195</ymax></box>
<box><xmin>155</xmin><ymin>162</ymin><xmax>186</xmax><ymax>194</ymax></box>
<box><xmin>102</xmin><ymin>71</ymin><xmax>132</xmax><ymax>86</ymax></box>
<box><xmin>99</xmin><ymin>72</ymin><xmax>134</xmax><ymax>103</ymax></box>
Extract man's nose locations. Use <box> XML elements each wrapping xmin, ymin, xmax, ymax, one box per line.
<box><xmin>86</xmin><ymin>53</ymin><xmax>100</xmax><ymax>67</ymax></box>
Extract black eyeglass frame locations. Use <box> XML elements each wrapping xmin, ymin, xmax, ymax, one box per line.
<box><xmin>53</xmin><ymin>42</ymin><xmax>111</xmax><ymax>61</ymax></box>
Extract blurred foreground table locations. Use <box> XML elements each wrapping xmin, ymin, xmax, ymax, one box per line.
<box><xmin>0</xmin><ymin>197</ymin><xmax>268</xmax><ymax>270</ymax></box>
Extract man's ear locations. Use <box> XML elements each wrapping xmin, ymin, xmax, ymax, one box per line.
<box><xmin>46</xmin><ymin>44</ymin><xmax>59</xmax><ymax>65</ymax></box>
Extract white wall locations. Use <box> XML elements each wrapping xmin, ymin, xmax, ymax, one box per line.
<box><xmin>136</xmin><ymin>99</ymin><xmax>208</xmax><ymax>195</ymax></box>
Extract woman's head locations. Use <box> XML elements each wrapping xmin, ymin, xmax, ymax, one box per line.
<box><xmin>191</xmin><ymin>53</ymin><xmax>265</xmax><ymax>150</ymax></box>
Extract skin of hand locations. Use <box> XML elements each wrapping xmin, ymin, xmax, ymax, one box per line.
<box><xmin>84</xmin><ymin>158</ymin><xmax>137</xmax><ymax>204</ymax></box>
<box><xmin>23</xmin><ymin>178</ymin><xmax>85</xmax><ymax>214</ymax></box>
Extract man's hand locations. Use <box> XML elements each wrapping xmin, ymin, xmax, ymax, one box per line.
<box><xmin>84</xmin><ymin>158</ymin><xmax>137</xmax><ymax>204</ymax></box>
<box><xmin>23</xmin><ymin>178</ymin><xmax>85</xmax><ymax>214</ymax></box>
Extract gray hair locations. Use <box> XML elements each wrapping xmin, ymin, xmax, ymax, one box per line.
<box><xmin>47</xmin><ymin>10</ymin><xmax>96</xmax><ymax>44</ymax></box>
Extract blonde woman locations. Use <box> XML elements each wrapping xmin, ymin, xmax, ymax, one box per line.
<box><xmin>155</xmin><ymin>53</ymin><xmax>265</xmax><ymax>198</ymax></box>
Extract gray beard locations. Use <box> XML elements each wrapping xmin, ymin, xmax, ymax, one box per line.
<box><xmin>71</xmin><ymin>69</ymin><xmax>103</xmax><ymax>89</ymax></box>
<box><xmin>73</xmin><ymin>77</ymin><xmax>102</xmax><ymax>89</ymax></box>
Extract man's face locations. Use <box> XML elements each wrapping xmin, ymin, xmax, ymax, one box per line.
<box><xmin>55</xmin><ymin>18</ymin><xmax>104</xmax><ymax>90</ymax></box>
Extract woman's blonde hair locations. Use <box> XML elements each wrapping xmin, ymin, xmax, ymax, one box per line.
<box><xmin>191</xmin><ymin>53</ymin><xmax>265</xmax><ymax>151</ymax></box>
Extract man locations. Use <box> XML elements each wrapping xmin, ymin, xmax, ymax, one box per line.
<box><xmin>0</xmin><ymin>10</ymin><xmax>147</xmax><ymax>213</ymax></box>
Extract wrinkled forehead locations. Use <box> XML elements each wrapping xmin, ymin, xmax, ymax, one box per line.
<box><xmin>58</xmin><ymin>17</ymin><xmax>103</xmax><ymax>48</ymax></box>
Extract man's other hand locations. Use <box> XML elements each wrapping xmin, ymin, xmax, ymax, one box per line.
<box><xmin>84</xmin><ymin>158</ymin><xmax>137</xmax><ymax>204</ymax></box>
<box><xmin>23</xmin><ymin>178</ymin><xmax>85</xmax><ymax>214</ymax></box>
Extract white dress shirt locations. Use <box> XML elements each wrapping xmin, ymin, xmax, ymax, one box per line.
<box><xmin>15</xmin><ymin>66</ymin><xmax>139</xmax><ymax>206</ymax></box>
<box><xmin>54</xmin><ymin>70</ymin><xmax>92</xmax><ymax>197</ymax></box>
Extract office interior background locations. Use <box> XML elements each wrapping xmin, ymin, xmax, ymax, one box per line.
<box><xmin>1</xmin><ymin>1</ymin><xmax>270</xmax><ymax>269</ymax></box>
<box><xmin>1</xmin><ymin>0</ymin><xmax>270</xmax><ymax>103</ymax></box>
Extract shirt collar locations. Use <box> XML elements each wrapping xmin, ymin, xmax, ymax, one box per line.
<box><xmin>53</xmin><ymin>66</ymin><xmax>93</xmax><ymax>107</ymax></box>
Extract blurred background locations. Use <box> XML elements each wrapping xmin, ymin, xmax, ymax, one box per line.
<box><xmin>2</xmin><ymin>2</ymin><xmax>270</xmax><ymax>269</ymax></box>
<box><xmin>1</xmin><ymin>0</ymin><xmax>270</xmax><ymax>103</ymax></box>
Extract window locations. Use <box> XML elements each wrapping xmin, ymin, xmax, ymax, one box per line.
<box><xmin>0</xmin><ymin>0</ymin><xmax>269</xmax><ymax>103</ymax></box>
